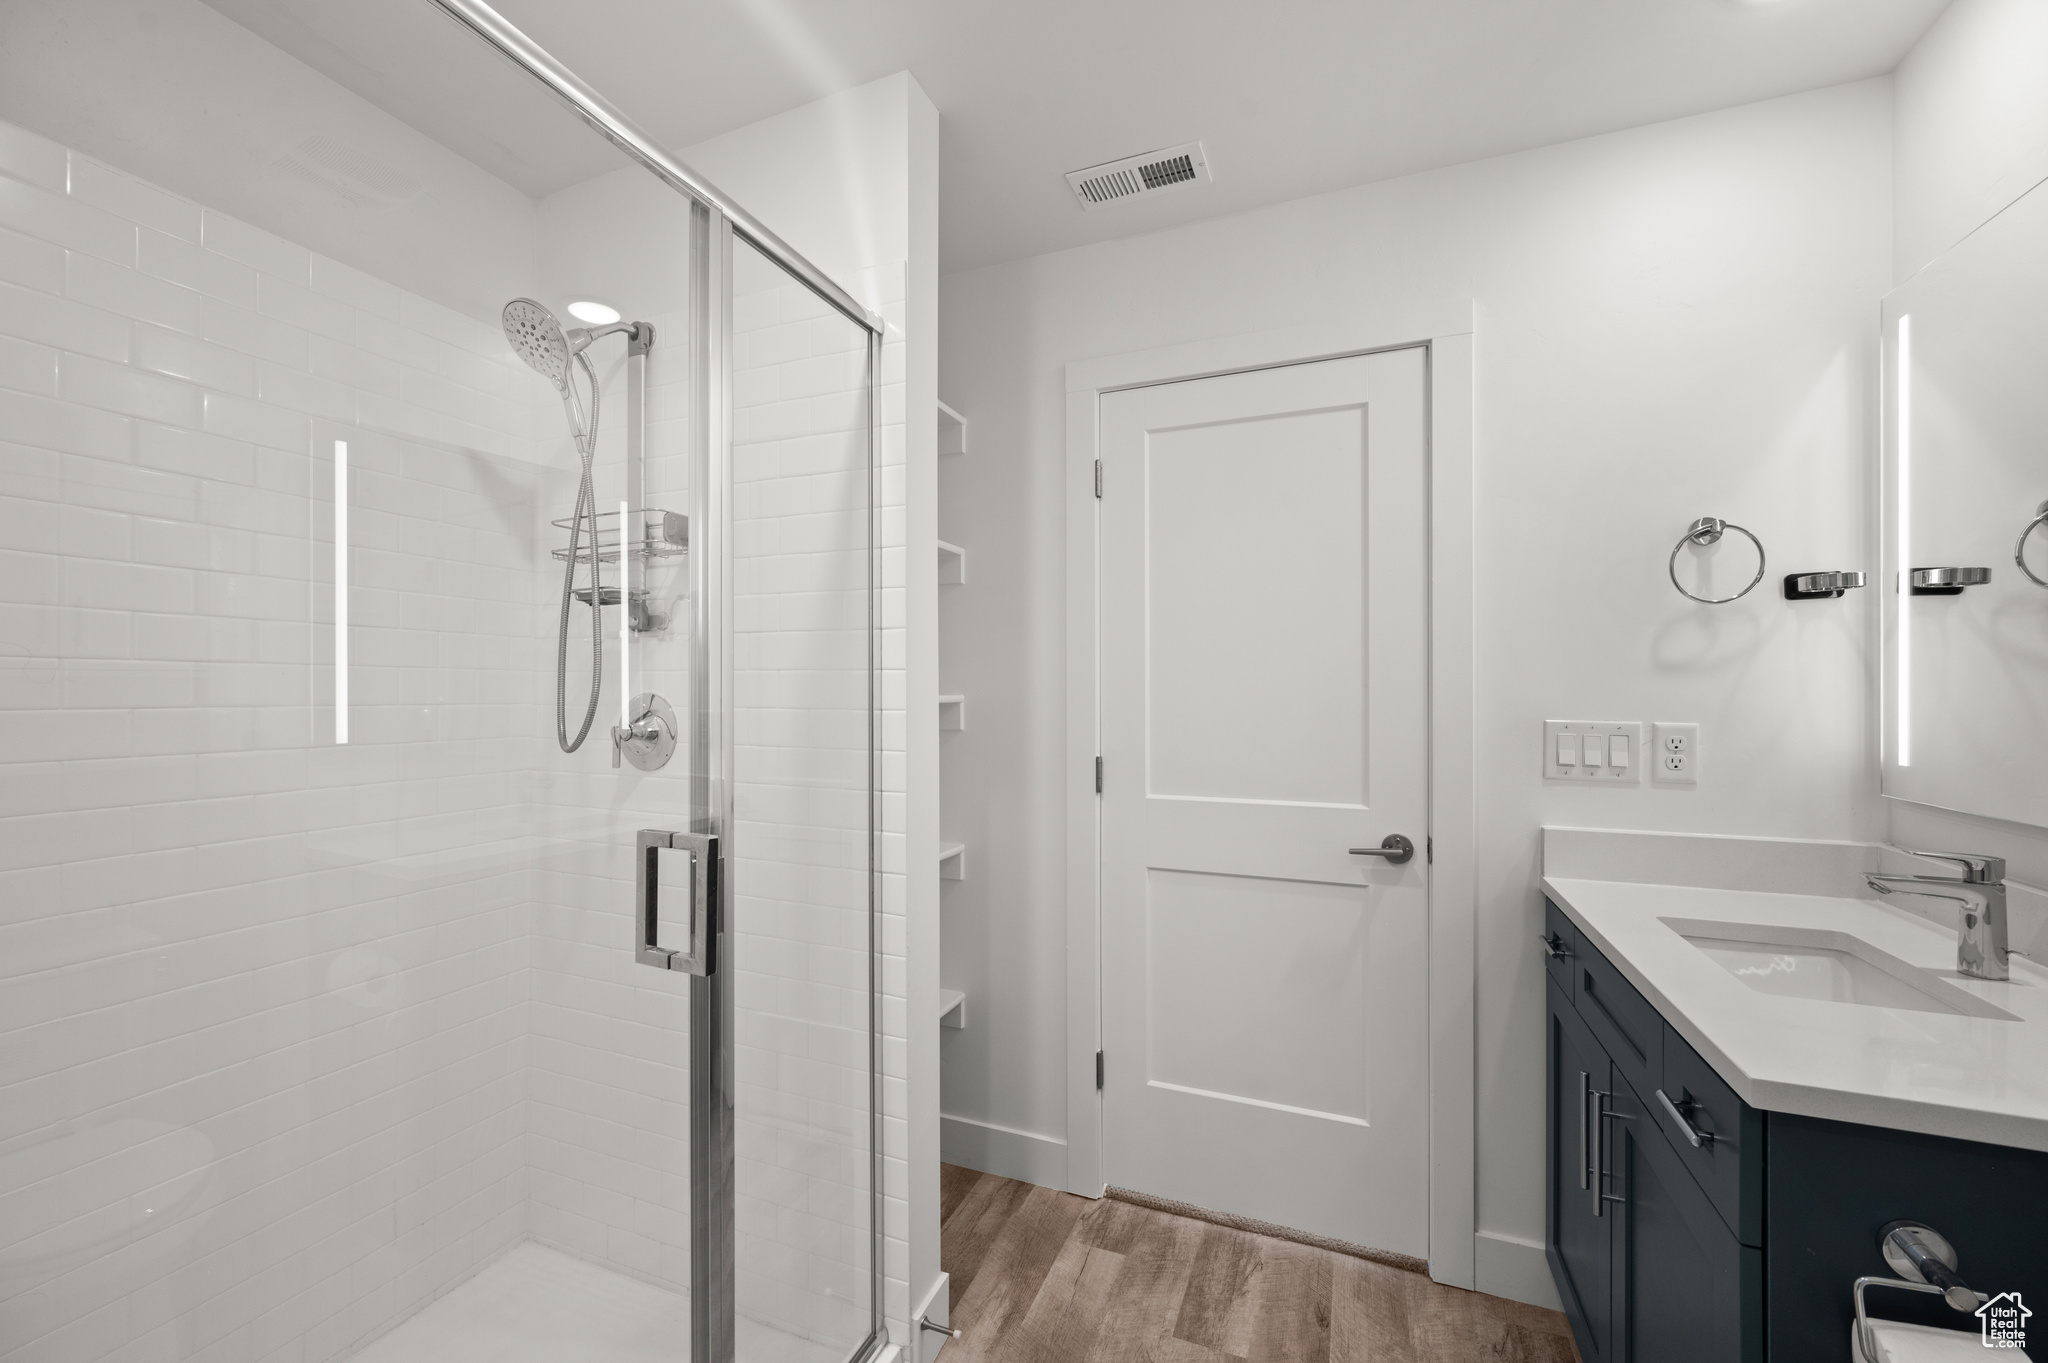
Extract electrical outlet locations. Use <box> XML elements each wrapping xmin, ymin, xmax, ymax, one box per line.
<box><xmin>1544</xmin><ymin>720</ymin><xmax>1644</xmax><ymax>783</ymax></box>
<box><xmin>1653</xmin><ymin>723</ymin><xmax>1699</xmax><ymax>785</ymax></box>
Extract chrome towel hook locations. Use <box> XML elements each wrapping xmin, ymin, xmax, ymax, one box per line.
<box><xmin>1669</xmin><ymin>516</ymin><xmax>1766</xmax><ymax>604</ymax></box>
<box><xmin>2016</xmin><ymin>499</ymin><xmax>2048</xmax><ymax>589</ymax></box>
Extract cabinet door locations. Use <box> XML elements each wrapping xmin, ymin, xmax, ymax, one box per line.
<box><xmin>1606</xmin><ymin>1076</ymin><xmax>1760</xmax><ymax>1363</ymax></box>
<box><xmin>1547</xmin><ymin>981</ymin><xmax>1614</xmax><ymax>1363</ymax></box>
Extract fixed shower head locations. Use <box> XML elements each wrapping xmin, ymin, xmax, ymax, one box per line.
<box><xmin>503</xmin><ymin>298</ymin><xmax>572</xmax><ymax>393</ymax></box>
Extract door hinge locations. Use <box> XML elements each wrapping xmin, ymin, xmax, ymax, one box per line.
<box><xmin>1094</xmin><ymin>460</ymin><xmax>1102</xmax><ymax>498</ymax></box>
<box><xmin>1096</xmin><ymin>1050</ymin><xmax>1104</xmax><ymax>1089</ymax></box>
<box><xmin>1095</xmin><ymin>756</ymin><xmax>1103</xmax><ymax>793</ymax></box>
<box><xmin>1427</xmin><ymin>836</ymin><xmax>1434</xmax><ymax>865</ymax></box>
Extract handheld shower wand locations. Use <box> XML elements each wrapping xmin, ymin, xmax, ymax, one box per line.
<box><xmin>502</xmin><ymin>298</ymin><xmax>653</xmax><ymax>754</ymax></box>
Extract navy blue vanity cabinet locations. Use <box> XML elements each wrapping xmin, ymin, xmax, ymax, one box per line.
<box><xmin>1547</xmin><ymin>979</ymin><xmax>1759</xmax><ymax>1363</ymax></box>
<box><xmin>1547</xmin><ymin>979</ymin><xmax>1615</xmax><ymax>1362</ymax></box>
<box><xmin>1604</xmin><ymin>1073</ymin><xmax>1761</xmax><ymax>1363</ymax></box>
<box><xmin>1544</xmin><ymin>901</ymin><xmax>1762</xmax><ymax>1363</ymax></box>
<box><xmin>1545</xmin><ymin>896</ymin><xmax>2048</xmax><ymax>1363</ymax></box>
<box><xmin>1764</xmin><ymin>1112</ymin><xmax>2048</xmax><ymax>1359</ymax></box>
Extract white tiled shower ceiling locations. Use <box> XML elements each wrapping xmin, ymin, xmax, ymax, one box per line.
<box><xmin>0</xmin><ymin>114</ymin><xmax>904</xmax><ymax>1363</ymax></box>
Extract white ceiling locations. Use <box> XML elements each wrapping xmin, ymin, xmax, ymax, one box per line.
<box><xmin>199</xmin><ymin>0</ymin><xmax>1952</xmax><ymax>275</ymax></box>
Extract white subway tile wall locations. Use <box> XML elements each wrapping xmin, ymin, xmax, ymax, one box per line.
<box><xmin>524</xmin><ymin>306</ymin><xmax>697</xmax><ymax>1294</ymax></box>
<box><xmin>0</xmin><ymin>116</ymin><xmax>904</xmax><ymax>1363</ymax></box>
<box><xmin>851</xmin><ymin>259</ymin><xmax>909</xmax><ymax>1344</ymax></box>
<box><xmin>0</xmin><ymin>120</ymin><xmax>553</xmax><ymax>1363</ymax></box>
<box><xmin>728</xmin><ymin>244</ymin><xmax>878</xmax><ymax>1351</ymax></box>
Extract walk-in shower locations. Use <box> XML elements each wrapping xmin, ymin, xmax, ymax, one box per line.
<box><xmin>0</xmin><ymin>1</ymin><xmax>889</xmax><ymax>1361</ymax></box>
<box><xmin>501</xmin><ymin>297</ymin><xmax>655</xmax><ymax>753</ymax></box>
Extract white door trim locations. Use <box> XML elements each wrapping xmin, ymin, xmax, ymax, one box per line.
<box><xmin>1063</xmin><ymin>303</ymin><xmax>1477</xmax><ymax>1289</ymax></box>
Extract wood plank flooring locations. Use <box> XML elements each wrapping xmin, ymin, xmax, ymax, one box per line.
<box><xmin>939</xmin><ymin>1165</ymin><xmax>1582</xmax><ymax>1363</ymax></box>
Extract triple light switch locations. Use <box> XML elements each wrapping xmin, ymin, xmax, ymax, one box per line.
<box><xmin>1544</xmin><ymin>720</ymin><xmax>1699</xmax><ymax>785</ymax></box>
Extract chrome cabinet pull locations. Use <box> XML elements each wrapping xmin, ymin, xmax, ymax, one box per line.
<box><xmin>1542</xmin><ymin>931</ymin><xmax>1574</xmax><ymax>960</ymax></box>
<box><xmin>1655</xmin><ymin>1088</ymin><xmax>1715</xmax><ymax>1148</ymax></box>
<box><xmin>1578</xmin><ymin>1071</ymin><xmax>1590</xmax><ymax>1191</ymax></box>
<box><xmin>1591</xmin><ymin>1087</ymin><xmax>1632</xmax><ymax>1216</ymax></box>
<box><xmin>636</xmin><ymin>829</ymin><xmax>719</xmax><ymax>975</ymax></box>
<box><xmin>1348</xmin><ymin>834</ymin><xmax>1415</xmax><ymax>865</ymax></box>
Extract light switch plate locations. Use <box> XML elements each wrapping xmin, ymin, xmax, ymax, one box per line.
<box><xmin>1544</xmin><ymin>720</ymin><xmax>1644</xmax><ymax>783</ymax></box>
<box><xmin>1653</xmin><ymin>722</ymin><xmax>1700</xmax><ymax>785</ymax></box>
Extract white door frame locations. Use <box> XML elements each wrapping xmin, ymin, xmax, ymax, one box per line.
<box><xmin>1063</xmin><ymin>302</ymin><xmax>1477</xmax><ymax>1289</ymax></box>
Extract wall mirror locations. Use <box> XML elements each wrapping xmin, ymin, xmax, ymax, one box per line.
<box><xmin>1881</xmin><ymin>176</ymin><xmax>2048</xmax><ymax>828</ymax></box>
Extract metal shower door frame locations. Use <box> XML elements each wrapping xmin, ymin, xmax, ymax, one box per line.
<box><xmin>419</xmin><ymin>4</ymin><xmax>887</xmax><ymax>1361</ymax></box>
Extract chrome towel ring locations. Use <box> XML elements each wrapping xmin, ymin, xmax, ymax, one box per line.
<box><xmin>1669</xmin><ymin>516</ymin><xmax>1766</xmax><ymax>604</ymax></box>
<box><xmin>2016</xmin><ymin>500</ymin><xmax>2048</xmax><ymax>589</ymax></box>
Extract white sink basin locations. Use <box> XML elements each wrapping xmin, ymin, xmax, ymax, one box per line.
<box><xmin>1660</xmin><ymin>918</ymin><xmax>2019</xmax><ymax>1021</ymax></box>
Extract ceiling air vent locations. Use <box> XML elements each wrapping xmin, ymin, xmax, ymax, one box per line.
<box><xmin>1065</xmin><ymin>141</ymin><xmax>1212</xmax><ymax>211</ymax></box>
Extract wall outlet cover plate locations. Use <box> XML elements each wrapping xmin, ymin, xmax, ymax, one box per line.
<box><xmin>1653</xmin><ymin>722</ymin><xmax>1700</xmax><ymax>785</ymax></box>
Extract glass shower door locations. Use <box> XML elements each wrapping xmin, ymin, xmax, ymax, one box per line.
<box><xmin>722</xmin><ymin>234</ymin><xmax>881</xmax><ymax>1363</ymax></box>
<box><xmin>0</xmin><ymin>3</ymin><xmax>885</xmax><ymax>1358</ymax></box>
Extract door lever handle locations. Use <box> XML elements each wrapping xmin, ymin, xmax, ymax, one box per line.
<box><xmin>1349</xmin><ymin>834</ymin><xmax>1415</xmax><ymax>865</ymax></box>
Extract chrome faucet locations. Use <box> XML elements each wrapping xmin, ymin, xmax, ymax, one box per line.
<box><xmin>1865</xmin><ymin>852</ymin><xmax>2010</xmax><ymax>982</ymax></box>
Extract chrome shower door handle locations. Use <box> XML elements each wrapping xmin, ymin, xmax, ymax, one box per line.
<box><xmin>636</xmin><ymin>829</ymin><xmax>719</xmax><ymax>975</ymax></box>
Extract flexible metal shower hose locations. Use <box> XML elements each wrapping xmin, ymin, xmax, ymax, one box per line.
<box><xmin>557</xmin><ymin>351</ymin><xmax>604</xmax><ymax>752</ymax></box>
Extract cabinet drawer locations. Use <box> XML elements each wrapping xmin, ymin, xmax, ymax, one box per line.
<box><xmin>1542</xmin><ymin>899</ymin><xmax>1578</xmax><ymax>999</ymax></box>
<box><xmin>1657</xmin><ymin>1025</ymin><xmax>1763</xmax><ymax>1246</ymax></box>
<box><xmin>1609</xmin><ymin>1073</ymin><xmax>1762</xmax><ymax>1363</ymax></box>
<box><xmin>1575</xmin><ymin>936</ymin><xmax>1661</xmax><ymax>1098</ymax></box>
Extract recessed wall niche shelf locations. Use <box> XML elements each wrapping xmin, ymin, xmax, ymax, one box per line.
<box><xmin>937</xmin><ymin>400</ymin><xmax>967</xmax><ymax>456</ymax></box>
<box><xmin>938</xmin><ymin>989</ymin><xmax>967</xmax><ymax>1029</ymax></box>
<box><xmin>1784</xmin><ymin>571</ymin><xmax>1866</xmax><ymax>601</ymax></box>
<box><xmin>937</xmin><ymin>540</ymin><xmax>966</xmax><ymax>585</ymax></box>
<box><xmin>1910</xmin><ymin>566</ymin><xmax>1991</xmax><ymax>596</ymax></box>
<box><xmin>939</xmin><ymin>842</ymin><xmax>966</xmax><ymax>881</ymax></box>
<box><xmin>939</xmin><ymin>695</ymin><xmax>965</xmax><ymax>730</ymax></box>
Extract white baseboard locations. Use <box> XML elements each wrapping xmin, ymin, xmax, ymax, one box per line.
<box><xmin>939</xmin><ymin>1113</ymin><xmax>1068</xmax><ymax>1188</ymax></box>
<box><xmin>1473</xmin><ymin>1229</ymin><xmax>1561</xmax><ymax>1312</ymax></box>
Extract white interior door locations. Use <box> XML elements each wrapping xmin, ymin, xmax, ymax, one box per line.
<box><xmin>1099</xmin><ymin>347</ymin><xmax>1431</xmax><ymax>1256</ymax></box>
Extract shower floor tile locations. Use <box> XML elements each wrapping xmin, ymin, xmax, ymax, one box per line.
<box><xmin>344</xmin><ymin>1241</ymin><xmax>851</xmax><ymax>1363</ymax></box>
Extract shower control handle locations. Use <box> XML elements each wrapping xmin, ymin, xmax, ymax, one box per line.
<box><xmin>636</xmin><ymin>830</ymin><xmax>718</xmax><ymax>975</ymax></box>
<box><xmin>611</xmin><ymin>715</ymin><xmax>662</xmax><ymax>768</ymax></box>
<box><xmin>612</xmin><ymin>693</ymin><xmax>677</xmax><ymax>772</ymax></box>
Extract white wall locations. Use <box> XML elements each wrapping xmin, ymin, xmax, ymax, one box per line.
<box><xmin>1886</xmin><ymin>0</ymin><xmax>2048</xmax><ymax>883</ymax></box>
<box><xmin>935</xmin><ymin>78</ymin><xmax>1892</xmax><ymax>1297</ymax></box>
<box><xmin>0</xmin><ymin>0</ymin><xmax>545</xmax><ymax>324</ymax></box>
<box><xmin>674</xmin><ymin>78</ymin><xmax>914</xmax><ymax>321</ymax></box>
<box><xmin>1893</xmin><ymin>0</ymin><xmax>2048</xmax><ymax>282</ymax></box>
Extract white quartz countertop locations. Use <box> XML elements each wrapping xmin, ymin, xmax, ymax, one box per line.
<box><xmin>1542</xmin><ymin>876</ymin><xmax>2048</xmax><ymax>1153</ymax></box>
